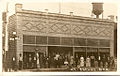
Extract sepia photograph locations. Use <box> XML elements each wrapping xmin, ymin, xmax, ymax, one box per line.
<box><xmin>1</xmin><ymin>0</ymin><xmax>118</xmax><ymax>73</ymax></box>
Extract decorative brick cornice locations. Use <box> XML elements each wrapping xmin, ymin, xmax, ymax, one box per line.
<box><xmin>16</xmin><ymin>9</ymin><xmax>115</xmax><ymax>23</ymax></box>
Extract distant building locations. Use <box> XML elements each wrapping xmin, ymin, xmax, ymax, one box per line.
<box><xmin>4</xmin><ymin>4</ymin><xmax>116</xmax><ymax>69</ymax></box>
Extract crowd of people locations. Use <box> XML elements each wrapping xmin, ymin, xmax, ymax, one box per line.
<box><xmin>10</xmin><ymin>53</ymin><xmax>117</xmax><ymax>72</ymax></box>
<box><xmin>43</xmin><ymin>53</ymin><xmax>117</xmax><ymax>71</ymax></box>
<box><xmin>68</xmin><ymin>54</ymin><xmax>117</xmax><ymax>71</ymax></box>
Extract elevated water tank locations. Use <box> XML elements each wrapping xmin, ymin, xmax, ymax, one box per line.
<box><xmin>92</xmin><ymin>3</ymin><xmax>103</xmax><ymax>18</ymax></box>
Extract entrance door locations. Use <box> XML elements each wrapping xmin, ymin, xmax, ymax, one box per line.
<box><xmin>48</xmin><ymin>46</ymin><xmax>73</xmax><ymax>68</ymax></box>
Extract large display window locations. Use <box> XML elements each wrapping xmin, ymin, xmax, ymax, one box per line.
<box><xmin>23</xmin><ymin>35</ymin><xmax>35</xmax><ymax>44</ymax></box>
<box><xmin>36</xmin><ymin>36</ymin><xmax>47</xmax><ymax>44</ymax></box>
<box><xmin>74</xmin><ymin>38</ymin><xmax>86</xmax><ymax>46</ymax></box>
<box><xmin>48</xmin><ymin>37</ymin><xmax>60</xmax><ymax>45</ymax></box>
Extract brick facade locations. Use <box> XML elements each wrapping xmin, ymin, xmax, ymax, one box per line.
<box><xmin>7</xmin><ymin>5</ymin><xmax>115</xmax><ymax>68</ymax></box>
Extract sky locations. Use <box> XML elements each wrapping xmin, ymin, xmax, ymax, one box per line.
<box><xmin>0</xmin><ymin>0</ymin><xmax>118</xmax><ymax>19</ymax></box>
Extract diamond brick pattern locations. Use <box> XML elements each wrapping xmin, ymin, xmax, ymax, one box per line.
<box><xmin>22</xmin><ymin>20</ymin><xmax>112</xmax><ymax>37</ymax></box>
<box><xmin>49</xmin><ymin>22</ymin><xmax>70</xmax><ymax>34</ymax></box>
<box><xmin>72</xmin><ymin>25</ymin><xmax>86</xmax><ymax>35</ymax></box>
<box><xmin>22</xmin><ymin>21</ymin><xmax>47</xmax><ymax>33</ymax></box>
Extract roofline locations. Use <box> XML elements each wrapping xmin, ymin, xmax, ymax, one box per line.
<box><xmin>16</xmin><ymin>9</ymin><xmax>115</xmax><ymax>23</ymax></box>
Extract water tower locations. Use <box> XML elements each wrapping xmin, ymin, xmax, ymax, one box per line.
<box><xmin>92</xmin><ymin>3</ymin><xmax>103</xmax><ymax>18</ymax></box>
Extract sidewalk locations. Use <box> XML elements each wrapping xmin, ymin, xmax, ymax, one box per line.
<box><xmin>17</xmin><ymin>67</ymin><xmax>117</xmax><ymax>72</ymax></box>
<box><xmin>17</xmin><ymin>68</ymin><xmax>69</xmax><ymax>72</ymax></box>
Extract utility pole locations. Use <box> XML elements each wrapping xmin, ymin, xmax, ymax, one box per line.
<box><xmin>5</xmin><ymin>2</ymin><xmax>9</xmax><ymax>52</ymax></box>
<box><xmin>59</xmin><ymin>0</ymin><xmax>61</xmax><ymax>14</ymax></box>
<box><xmin>4</xmin><ymin>2</ymin><xmax>9</xmax><ymax>72</ymax></box>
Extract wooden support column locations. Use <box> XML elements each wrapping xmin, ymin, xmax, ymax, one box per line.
<box><xmin>85</xmin><ymin>38</ymin><xmax>87</xmax><ymax>58</ymax></box>
<box><xmin>98</xmin><ymin>40</ymin><xmax>100</xmax><ymax>56</ymax></box>
<box><xmin>46</xmin><ymin>36</ymin><xmax>48</xmax><ymax>56</ymax></box>
<box><xmin>110</xmin><ymin>26</ymin><xmax>114</xmax><ymax>57</ymax></box>
<box><xmin>110</xmin><ymin>39</ymin><xmax>114</xmax><ymax>57</ymax></box>
<box><xmin>73</xmin><ymin>47</ymin><xmax>75</xmax><ymax>58</ymax></box>
<box><xmin>46</xmin><ymin>46</ymin><xmax>48</xmax><ymax>57</ymax></box>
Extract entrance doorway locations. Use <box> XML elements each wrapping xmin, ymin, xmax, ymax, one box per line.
<box><xmin>48</xmin><ymin>46</ymin><xmax>73</xmax><ymax>68</ymax></box>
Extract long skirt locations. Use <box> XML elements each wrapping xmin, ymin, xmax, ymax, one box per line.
<box><xmin>80</xmin><ymin>61</ymin><xmax>84</xmax><ymax>67</ymax></box>
<box><xmin>86</xmin><ymin>62</ymin><xmax>91</xmax><ymax>67</ymax></box>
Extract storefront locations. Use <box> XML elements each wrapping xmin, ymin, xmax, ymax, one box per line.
<box><xmin>6</xmin><ymin>4</ymin><xmax>115</xmax><ymax>69</ymax></box>
<box><xmin>22</xmin><ymin>35</ymin><xmax>111</xmax><ymax>68</ymax></box>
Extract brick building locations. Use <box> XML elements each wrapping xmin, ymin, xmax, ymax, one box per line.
<box><xmin>5</xmin><ymin>4</ymin><xmax>116</xmax><ymax>69</ymax></box>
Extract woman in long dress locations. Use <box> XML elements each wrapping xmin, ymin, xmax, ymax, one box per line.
<box><xmin>36</xmin><ymin>53</ymin><xmax>40</xmax><ymax>69</ymax></box>
<box><xmin>80</xmin><ymin>55</ymin><xmax>84</xmax><ymax>68</ymax></box>
<box><xmin>86</xmin><ymin>56</ymin><xmax>91</xmax><ymax>68</ymax></box>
